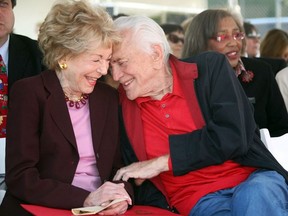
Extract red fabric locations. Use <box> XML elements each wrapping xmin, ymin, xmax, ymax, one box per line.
<box><xmin>0</xmin><ymin>55</ymin><xmax>8</xmax><ymax>138</ymax></box>
<box><xmin>136</xmin><ymin>64</ymin><xmax>199</xmax><ymax>159</ymax></box>
<box><xmin>135</xmin><ymin>57</ymin><xmax>256</xmax><ymax>215</ymax></box>
<box><xmin>21</xmin><ymin>204</ymin><xmax>181</xmax><ymax>216</ymax></box>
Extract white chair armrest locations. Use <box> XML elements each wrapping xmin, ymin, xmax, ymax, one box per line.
<box><xmin>260</xmin><ymin>128</ymin><xmax>288</xmax><ymax>171</ymax></box>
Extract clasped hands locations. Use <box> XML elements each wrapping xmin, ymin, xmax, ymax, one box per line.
<box><xmin>83</xmin><ymin>155</ymin><xmax>169</xmax><ymax>215</ymax></box>
<box><xmin>83</xmin><ymin>181</ymin><xmax>131</xmax><ymax>215</ymax></box>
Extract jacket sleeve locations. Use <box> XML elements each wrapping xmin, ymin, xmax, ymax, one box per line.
<box><xmin>169</xmin><ymin>52</ymin><xmax>258</xmax><ymax>176</ymax></box>
<box><xmin>6</xmin><ymin>78</ymin><xmax>91</xmax><ymax>209</ymax></box>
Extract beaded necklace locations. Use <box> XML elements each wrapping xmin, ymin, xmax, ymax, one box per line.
<box><xmin>65</xmin><ymin>93</ymin><xmax>89</xmax><ymax>109</ymax></box>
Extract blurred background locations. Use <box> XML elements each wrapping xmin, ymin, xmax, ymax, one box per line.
<box><xmin>13</xmin><ymin>0</ymin><xmax>288</xmax><ymax>40</ymax></box>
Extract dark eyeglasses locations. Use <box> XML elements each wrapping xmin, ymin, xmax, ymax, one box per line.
<box><xmin>168</xmin><ymin>34</ymin><xmax>184</xmax><ymax>44</ymax></box>
<box><xmin>212</xmin><ymin>32</ymin><xmax>245</xmax><ymax>43</ymax></box>
<box><xmin>246</xmin><ymin>33</ymin><xmax>261</xmax><ymax>40</ymax></box>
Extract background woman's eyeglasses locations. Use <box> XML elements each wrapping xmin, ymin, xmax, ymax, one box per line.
<box><xmin>211</xmin><ymin>32</ymin><xmax>245</xmax><ymax>43</ymax></box>
<box><xmin>168</xmin><ymin>34</ymin><xmax>184</xmax><ymax>44</ymax></box>
<box><xmin>246</xmin><ymin>33</ymin><xmax>261</xmax><ymax>40</ymax></box>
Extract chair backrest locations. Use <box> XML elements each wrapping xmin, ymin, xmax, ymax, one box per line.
<box><xmin>0</xmin><ymin>189</ymin><xmax>5</xmax><ymax>204</ymax></box>
<box><xmin>0</xmin><ymin>138</ymin><xmax>5</xmax><ymax>175</ymax></box>
<box><xmin>0</xmin><ymin>138</ymin><xmax>5</xmax><ymax>204</ymax></box>
<box><xmin>260</xmin><ymin>128</ymin><xmax>288</xmax><ymax>171</ymax></box>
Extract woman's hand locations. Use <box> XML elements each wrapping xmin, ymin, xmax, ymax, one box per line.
<box><xmin>98</xmin><ymin>200</ymin><xmax>129</xmax><ymax>215</ymax></box>
<box><xmin>113</xmin><ymin>154</ymin><xmax>169</xmax><ymax>182</ymax></box>
<box><xmin>83</xmin><ymin>181</ymin><xmax>131</xmax><ymax>207</ymax></box>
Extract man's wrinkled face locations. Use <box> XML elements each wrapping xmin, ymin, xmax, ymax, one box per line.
<box><xmin>111</xmin><ymin>32</ymin><xmax>160</xmax><ymax>100</ymax></box>
<box><xmin>0</xmin><ymin>0</ymin><xmax>14</xmax><ymax>45</ymax></box>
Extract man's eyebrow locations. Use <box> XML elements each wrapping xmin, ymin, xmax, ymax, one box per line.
<box><xmin>111</xmin><ymin>57</ymin><xmax>123</xmax><ymax>62</ymax></box>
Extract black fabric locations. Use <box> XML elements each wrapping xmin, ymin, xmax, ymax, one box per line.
<box><xmin>169</xmin><ymin>52</ymin><xmax>288</xmax><ymax>180</ymax></box>
<box><xmin>241</xmin><ymin>57</ymin><xmax>288</xmax><ymax>137</ymax></box>
<box><xmin>256</xmin><ymin>57</ymin><xmax>287</xmax><ymax>76</ymax></box>
<box><xmin>8</xmin><ymin>33</ymin><xmax>46</xmax><ymax>92</ymax></box>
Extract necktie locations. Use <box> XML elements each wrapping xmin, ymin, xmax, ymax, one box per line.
<box><xmin>0</xmin><ymin>55</ymin><xmax>8</xmax><ymax>138</ymax></box>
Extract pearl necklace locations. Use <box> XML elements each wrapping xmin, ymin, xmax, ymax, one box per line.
<box><xmin>64</xmin><ymin>93</ymin><xmax>89</xmax><ymax>109</ymax></box>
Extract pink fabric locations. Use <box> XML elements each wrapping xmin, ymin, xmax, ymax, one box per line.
<box><xmin>68</xmin><ymin>100</ymin><xmax>101</xmax><ymax>192</ymax></box>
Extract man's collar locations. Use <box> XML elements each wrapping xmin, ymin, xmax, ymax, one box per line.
<box><xmin>0</xmin><ymin>35</ymin><xmax>10</xmax><ymax>67</ymax></box>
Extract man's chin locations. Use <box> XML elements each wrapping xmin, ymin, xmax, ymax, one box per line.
<box><xmin>126</xmin><ymin>92</ymin><xmax>137</xmax><ymax>101</ymax></box>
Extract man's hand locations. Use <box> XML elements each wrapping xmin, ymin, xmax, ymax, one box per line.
<box><xmin>113</xmin><ymin>154</ymin><xmax>169</xmax><ymax>181</ymax></box>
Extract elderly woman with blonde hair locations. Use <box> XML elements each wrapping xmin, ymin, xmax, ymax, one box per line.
<box><xmin>0</xmin><ymin>0</ymin><xmax>133</xmax><ymax>215</ymax></box>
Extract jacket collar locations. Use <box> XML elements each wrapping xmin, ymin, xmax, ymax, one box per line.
<box><xmin>41</xmin><ymin>71</ymin><xmax>108</xmax><ymax>153</ymax></box>
<box><xmin>41</xmin><ymin>70</ymin><xmax>78</xmax><ymax>149</ymax></box>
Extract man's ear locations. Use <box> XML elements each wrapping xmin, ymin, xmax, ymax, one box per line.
<box><xmin>151</xmin><ymin>44</ymin><xmax>164</xmax><ymax>69</ymax></box>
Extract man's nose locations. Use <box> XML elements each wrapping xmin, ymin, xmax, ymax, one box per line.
<box><xmin>110</xmin><ymin>66</ymin><xmax>122</xmax><ymax>81</ymax></box>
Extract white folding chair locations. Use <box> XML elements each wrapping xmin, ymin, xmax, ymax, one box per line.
<box><xmin>0</xmin><ymin>189</ymin><xmax>5</xmax><ymax>205</ymax></box>
<box><xmin>260</xmin><ymin>128</ymin><xmax>288</xmax><ymax>171</ymax></box>
<box><xmin>0</xmin><ymin>138</ymin><xmax>6</xmax><ymax>204</ymax></box>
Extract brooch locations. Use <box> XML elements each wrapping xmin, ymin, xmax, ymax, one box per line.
<box><xmin>240</xmin><ymin>70</ymin><xmax>254</xmax><ymax>83</ymax></box>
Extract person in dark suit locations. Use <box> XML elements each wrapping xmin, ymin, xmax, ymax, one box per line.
<box><xmin>182</xmin><ymin>9</ymin><xmax>288</xmax><ymax>137</ymax></box>
<box><xmin>0</xmin><ymin>1</ymin><xmax>133</xmax><ymax>215</ymax></box>
<box><xmin>0</xmin><ymin>0</ymin><xmax>45</xmax><ymax>196</ymax></box>
<box><xmin>0</xmin><ymin>0</ymin><xmax>45</xmax><ymax>91</ymax></box>
<box><xmin>7</xmin><ymin>33</ymin><xmax>45</xmax><ymax>89</ymax></box>
<box><xmin>160</xmin><ymin>23</ymin><xmax>185</xmax><ymax>58</ymax></box>
<box><xmin>255</xmin><ymin>57</ymin><xmax>286</xmax><ymax>76</ymax></box>
<box><xmin>110</xmin><ymin>15</ymin><xmax>288</xmax><ymax>216</ymax></box>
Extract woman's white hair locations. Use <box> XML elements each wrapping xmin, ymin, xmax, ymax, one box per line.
<box><xmin>114</xmin><ymin>15</ymin><xmax>171</xmax><ymax>63</ymax></box>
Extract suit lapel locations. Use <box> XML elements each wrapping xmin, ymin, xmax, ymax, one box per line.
<box><xmin>89</xmin><ymin>87</ymin><xmax>107</xmax><ymax>153</ymax></box>
<box><xmin>42</xmin><ymin>71</ymin><xmax>77</xmax><ymax>149</ymax></box>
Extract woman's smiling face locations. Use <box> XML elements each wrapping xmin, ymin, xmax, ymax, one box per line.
<box><xmin>208</xmin><ymin>16</ymin><xmax>243</xmax><ymax>68</ymax></box>
<box><xmin>60</xmin><ymin>42</ymin><xmax>112</xmax><ymax>96</ymax></box>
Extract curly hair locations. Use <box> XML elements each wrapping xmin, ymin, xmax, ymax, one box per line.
<box><xmin>38</xmin><ymin>0</ymin><xmax>120</xmax><ymax>70</ymax></box>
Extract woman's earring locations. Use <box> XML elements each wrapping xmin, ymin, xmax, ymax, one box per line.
<box><xmin>59</xmin><ymin>63</ymin><xmax>67</xmax><ymax>70</ymax></box>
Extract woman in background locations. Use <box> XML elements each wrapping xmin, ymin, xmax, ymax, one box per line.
<box><xmin>243</xmin><ymin>22</ymin><xmax>261</xmax><ymax>58</ymax></box>
<box><xmin>0</xmin><ymin>1</ymin><xmax>133</xmax><ymax>215</ymax></box>
<box><xmin>260</xmin><ymin>29</ymin><xmax>288</xmax><ymax>63</ymax></box>
<box><xmin>182</xmin><ymin>9</ymin><xmax>288</xmax><ymax>137</ymax></box>
<box><xmin>160</xmin><ymin>23</ymin><xmax>184</xmax><ymax>58</ymax></box>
